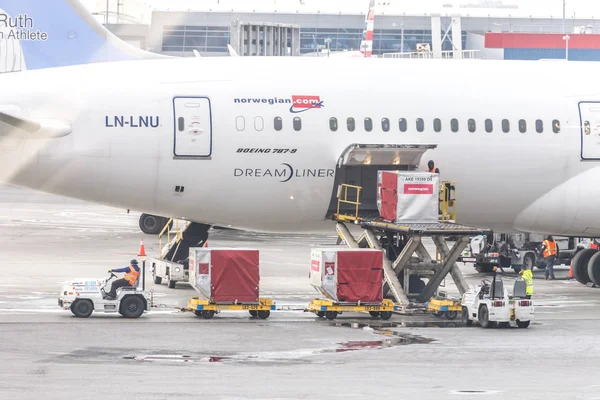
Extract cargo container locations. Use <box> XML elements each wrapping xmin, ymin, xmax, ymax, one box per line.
<box><xmin>189</xmin><ymin>248</ymin><xmax>260</xmax><ymax>304</ymax></box>
<box><xmin>377</xmin><ymin>171</ymin><xmax>439</xmax><ymax>223</ymax></box>
<box><xmin>310</xmin><ymin>248</ymin><xmax>383</xmax><ymax>303</ymax></box>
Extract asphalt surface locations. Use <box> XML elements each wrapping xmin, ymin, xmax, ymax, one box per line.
<box><xmin>1</xmin><ymin>184</ymin><xmax>600</xmax><ymax>400</ymax></box>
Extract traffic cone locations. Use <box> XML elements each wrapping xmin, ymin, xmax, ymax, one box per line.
<box><xmin>204</xmin><ymin>240</ymin><xmax>209</xmax><ymax>248</ymax></box>
<box><xmin>138</xmin><ymin>239</ymin><xmax>147</xmax><ymax>257</ymax></box>
<box><xmin>568</xmin><ymin>262</ymin><xmax>574</xmax><ymax>279</ymax></box>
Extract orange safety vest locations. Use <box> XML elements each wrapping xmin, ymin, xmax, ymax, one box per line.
<box><xmin>124</xmin><ymin>265</ymin><xmax>140</xmax><ymax>286</ymax></box>
<box><xmin>543</xmin><ymin>240</ymin><xmax>557</xmax><ymax>258</ymax></box>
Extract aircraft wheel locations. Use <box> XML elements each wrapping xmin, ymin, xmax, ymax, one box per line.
<box><xmin>572</xmin><ymin>248</ymin><xmax>596</xmax><ymax>284</ymax></box>
<box><xmin>139</xmin><ymin>214</ymin><xmax>163</xmax><ymax>235</ymax></box>
<box><xmin>71</xmin><ymin>299</ymin><xmax>94</xmax><ymax>318</ymax></box>
<box><xmin>478</xmin><ymin>304</ymin><xmax>492</xmax><ymax>328</ymax></box>
<box><xmin>587</xmin><ymin>251</ymin><xmax>600</xmax><ymax>286</ymax></box>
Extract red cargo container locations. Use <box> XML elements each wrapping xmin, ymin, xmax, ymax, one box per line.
<box><xmin>310</xmin><ymin>248</ymin><xmax>383</xmax><ymax>303</ymax></box>
<box><xmin>189</xmin><ymin>248</ymin><xmax>260</xmax><ymax>303</ymax></box>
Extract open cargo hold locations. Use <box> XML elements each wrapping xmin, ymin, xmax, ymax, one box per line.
<box><xmin>377</xmin><ymin>171</ymin><xmax>439</xmax><ymax>223</ymax></box>
<box><xmin>189</xmin><ymin>248</ymin><xmax>260</xmax><ymax>303</ymax></box>
<box><xmin>310</xmin><ymin>248</ymin><xmax>383</xmax><ymax>303</ymax></box>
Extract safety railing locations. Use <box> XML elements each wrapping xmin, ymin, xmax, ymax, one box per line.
<box><xmin>439</xmin><ymin>181</ymin><xmax>456</xmax><ymax>222</ymax></box>
<box><xmin>334</xmin><ymin>184</ymin><xmax>363</xmax><ymax>222</ymax></box>
<box><xmin>158</xmin><ymin>218</ymin><xmax>190</xmax><ymax>258</ymax></box>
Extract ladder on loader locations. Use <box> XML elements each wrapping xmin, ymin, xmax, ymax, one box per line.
<box><xmin>333</xmin><ymin>183</ymin><xmax>491</xmax><ymax>306</ymax></box>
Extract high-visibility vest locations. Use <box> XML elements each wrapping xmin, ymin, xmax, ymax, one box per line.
<box><xmin>522</xmin><ymin>270</ymin><xmax>533</xmax><ymax>295</ymax></box>
<box><xmin>124</xmin><ymin>265</ymin><xmax>140</xmax><ymax>286</ymax></box>
<box><xmin>543</xmin><ymin>240</ymin><xmax>557</xmax><ymax>258</ymax></box>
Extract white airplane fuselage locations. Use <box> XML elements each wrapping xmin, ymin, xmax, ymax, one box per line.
<box><xmin>1</xmin><ymin>57</ymin><xmax>599</xmax><ymax>236</ymax></box>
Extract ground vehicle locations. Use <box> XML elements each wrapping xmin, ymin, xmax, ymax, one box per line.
<box><xmin>58</xmin><ymin>271</ymin><xmax>149</xmax><ymax>318</ymax></box>
<box><xmin>150</xmin><ymin>257</ymin><xmax>189</xmax><ymax>288</ymax></box>
<box><xmin>462</xmin><ymin>233</ymin><xmax>582</xmax><ymax>273</ymax></box>
<box><xmin>461</xmin><ymin>269</ymin><xmax>533</xmax><ymax>329</ymax></box>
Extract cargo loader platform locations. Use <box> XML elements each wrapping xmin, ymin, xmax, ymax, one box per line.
<box><xmin>333</xmin><ymin>181</ymin><xmax>492</xmax><ymax>307</ymax></box>
<box><xmin>187</xmin><ymin>297</ymin><xmax>275</xmax><ymax>319</ymax></box>
<box><xmin>306</xmin><ymin>298</ymin><xmax>399</xmax><ymax>320</ymax></box>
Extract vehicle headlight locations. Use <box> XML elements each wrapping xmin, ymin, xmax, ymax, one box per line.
<box><xmin>175</xmin><ymin>267</ymin><xmax>181</xmax><ymax>272</ymax></box>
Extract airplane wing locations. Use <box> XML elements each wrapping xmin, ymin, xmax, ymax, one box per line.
<box><xmin>0</xmin><ymin>110</ymin><xmax>72</xmax><ymax>138</ymax></box>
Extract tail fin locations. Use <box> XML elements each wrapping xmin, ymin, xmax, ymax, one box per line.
<box><xmin>0</xmin><ymin>0</ymin><xmax>168</xmax><ymax>73</ymax></box>
<box><xmin>359</xmin><ymin>0</ymin><xmax>375</xmax><ymax>57</ymax></box>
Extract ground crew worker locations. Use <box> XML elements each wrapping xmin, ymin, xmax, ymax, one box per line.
<box><xmin>540</xmin><ymin>235</ymin><xmax>558</xmax><ymax>280</ymax></box>
<box><xmin>426</xmin><ymin>160</ymin><xmax>439</xmax><ymax>174</ymax></box>
<box><xmin>519</xmin><ymin>268</ymin><xmax>534</xmax><ymax>299</ymax></box>
<box><xmin>104</xmin><ymin>259</ymin><xmax>140</xmax><ymax>299</ymax></box>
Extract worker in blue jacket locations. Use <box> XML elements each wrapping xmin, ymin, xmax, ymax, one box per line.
<box><xmin>104</xmin><ymin>259</ymin><xmax>140</xmax><ymax>299</ymax></box>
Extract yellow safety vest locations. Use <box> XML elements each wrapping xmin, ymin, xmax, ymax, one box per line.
<box><xmin>124</xmin><ymin>265</ymin><xmax>139</xmax><ymax>286</ymax></box>
<box><xmin>522</xmin><ymin>270</ymin><xmax>533</xmax><ymax>295</ymax></box>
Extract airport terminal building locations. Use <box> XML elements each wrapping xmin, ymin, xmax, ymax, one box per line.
<box><xmin>98</xmin><ymin>0</ymin><xmax>600</xmax><ymax>60</ymax></box>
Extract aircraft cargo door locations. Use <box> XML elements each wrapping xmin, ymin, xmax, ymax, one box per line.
<box><xmin>173</xmin><ymin>97</ymin><xmax>212</xmax><ymax>157</ymax></box>
<box><xmin>579</xmin><ymin>101</ymin><xmax>600</xmax><ymax>160</ymax></box>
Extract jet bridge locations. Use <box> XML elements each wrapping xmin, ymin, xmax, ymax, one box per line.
<box><xmin>333</xmin><ymin>183</ymin><xmax>491</xmax><ymax>306</ymax></box>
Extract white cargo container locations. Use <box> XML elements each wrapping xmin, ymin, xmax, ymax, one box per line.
<box><xmin>310</xmin><ymin>248</ymin><xmax>383</xmax><ymax>304</ymax></box>
<box><xmin>377</xmin><ymin>171</ymin><xmax>439</xmax><ymax>223</ymax></box>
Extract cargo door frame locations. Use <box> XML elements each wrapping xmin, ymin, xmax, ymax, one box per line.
<box><xmin>172</xmin><ymin>96</ymin><xmax>213</xmax><ymax>159</ymax></box>
<box><xmin>578</xmin><ymin>101</ymin><xmax>600</xmax><ymax>161</ymax></box>
<box><xmin>327</xmin><ymin>144</ymin><xmax>437</xmax><ymax>219</ymax></box>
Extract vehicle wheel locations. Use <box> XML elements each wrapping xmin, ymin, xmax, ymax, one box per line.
<box><xmin>249</xmin><ymin>310</ymin><xmax>258</xmax><ymax>317</ymax></box>
<box><xmin>445</xmin><ymin>310</ymin><xmax>458</xmax><ymax>320</ymax></box>
<box><xmin>167</xmin><ymin>276</ymin><xmax>176</xmax><ymax>289</ymax></box>
<box><xmin>522</xmin><ymin>253</ymin><xmax>536</xmax><ymax>271</ymax></box>
<box><xmin>139</xmin><ymin>213</ymin><xmax>162</xmax><ymax>235</ymax></box>
<box><xmin>432</xmin><ymin>311</ymin><xmax>443</xmax><ymax>317</ymax></box>
<box><xmin>316</xmin><ymin>311</ymin><xmax>325</xmax><ymax>318</ymax></box>
<box><xmin>516</xmin><ymin>320</ymin><xmax>530</xmax><ymax>329</ymax></box>
<box><xmin>201</xmin><ymin>310</ymin><xmax>215</xmax><ymax>319</ymax></box>
<box><xmin>257</xmin><ymin>310</ymin><xmax>270</xmax><ymax>319</ymax></box>
<box><xmin>152</xmin><ymin>266</ymin><xmax>162</xmax><ymax>285</ymax></box>
<box><xmin>71</xmin><ymin>299</ymin><xmax>94</xmax><ymax>318</ymax></box>
<box><xmin>587</xmin><ymin>251</ymin><xmax>600</xmax><ymax>286</ymax></box>
<box><xmin>369</xmin><ymin>311</ymin><xmax>380</xmax><ymax>317</ymax></box>
<box><xmin>379</xmin><ymin>311</ymin><xmax>393</xmax><ymax>320</ymax></box>
<box><xmin>325</xmin><ymin>311</ymin><xmax>338</xmax><ymax>320</ymax></box>
<box><xmin>119</xmin><ymin>296</ymin><xmax>145</xmax><ymax>318</ymax></box>
<box><xmin>512</xmin><ymin>266</ymin><xmax>522</xmax><ymax>274</ymax></box>
<box><xmin>478</xmin><ymin>304</ymin><xmax>491</xmax><ymax>328</ymax></box>
<box><xmin>462</xmin><ymin>306</ymin><xmax>472</xmax><ymax>326</ymax></box>
<box><xmin>194</xmin><ymin>310</ymin><xmax>203</xmax><ymax>317</ymax></box>
<box><xmin>572</xmin><ymin>248</ymin><xmax>596</xmax><ymax>285</ymax></box>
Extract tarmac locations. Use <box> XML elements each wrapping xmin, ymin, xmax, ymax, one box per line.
<box><xmin>1</xmin><ymin>184</ymin><xmax>600</xmax><ymax>400</ymax></box>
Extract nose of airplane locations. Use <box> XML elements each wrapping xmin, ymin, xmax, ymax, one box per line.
<box><xmin>514</xmin><ymin>166</ymin><xmax>600</xmax><ymax>236</ymax></box>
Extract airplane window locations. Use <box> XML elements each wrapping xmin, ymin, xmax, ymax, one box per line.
<box><xmin>536</xmin><ymin>119</ymin><xmax>543</xmax><ymax>133</ymax></box>
<box><xmin>553</xmin><ymin>120</ymin><xmax>561</xmax><ymax>134</ymax></box>
<box><xmin>329</xmin><ymin>117</ymin><xmax>338</xmax><ymax>131</ymax></box>
<box><xmin>519</xmin><ymin>119</ymin><xmax>527</xmax><ymax>133</ymax></box>
<box><xmin>450</xmin><ymin>118</ymin><xmax>459</xmax><ymax>132</ymax></box>
<box><xmin>433</xmin><ymin>118</ymin><xmax>441</xmax><ymax>132</ymax></box>
<box><xmin>293</xmin><ymin>117</ymin><xmax>302</xmax><ymax>131</ymax></box>
<box><xmin>364</xmin><ymin>118</ymin><xmax>373</xmax><ymax>132</ymax></box>
<box><xmin>274</xmin><ymin>117</ymin><xmax>283</xmax><ymax>131</ymax></box>
<box><xmin>399</xmin><ymin>118</ymin><xmax>407</xmax><ymax>132</ymax></box>
<box><xmin>381</xmin><ymin>118</ymin><xmax>390</xmax><ymax>132</ymax></box>
<box><xmin>584</xmin><ymin>120</ymin><xmax>591</xmax><ymax>135</ymax></box>
<box><xmin>178</xmin><ymin>117</ymin><xmax>185</xmax><ymax>132</ymax></box>
<box><xmin>416</xmin><ymin>118</ymin><xmax>424</xmax><ymax>132</ymax></box>
<box><xmin>254</xmin><ymin>116</ymin><xmax>264</xmax><ymax>131</ymax></box>
<box><xmin>485</xmin><ymin>119</ymin><xmax>493</xmax><ymax>133</ymax></box>
<box><xmin>235</xmin><ymin>116</ymin><xmax>245</xmax><ymax>131</ymax></box>
<box><xmin>347</xmin><ymin>118</ymin><xmax>355</xmax><ymax>132</ymax></box>
<box><xmin>502</xmin><ymin>119</ymin><xmax>510</xmax><ymax>133</ymax></box>
<box><xmin>468</xmin><ymin>119</ymin><xmax>476</xmax><ymax>133</ymax></box>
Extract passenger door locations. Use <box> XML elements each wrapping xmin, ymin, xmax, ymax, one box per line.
<box><xmin>173</xmin><ymin>97</ymin><xmax>212</xmax><ymax>157</ymax></box>
<box><xmin>579</xmin><ymin>101</ymin><xmax>600</xmax><ymax>160</ymax></box>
